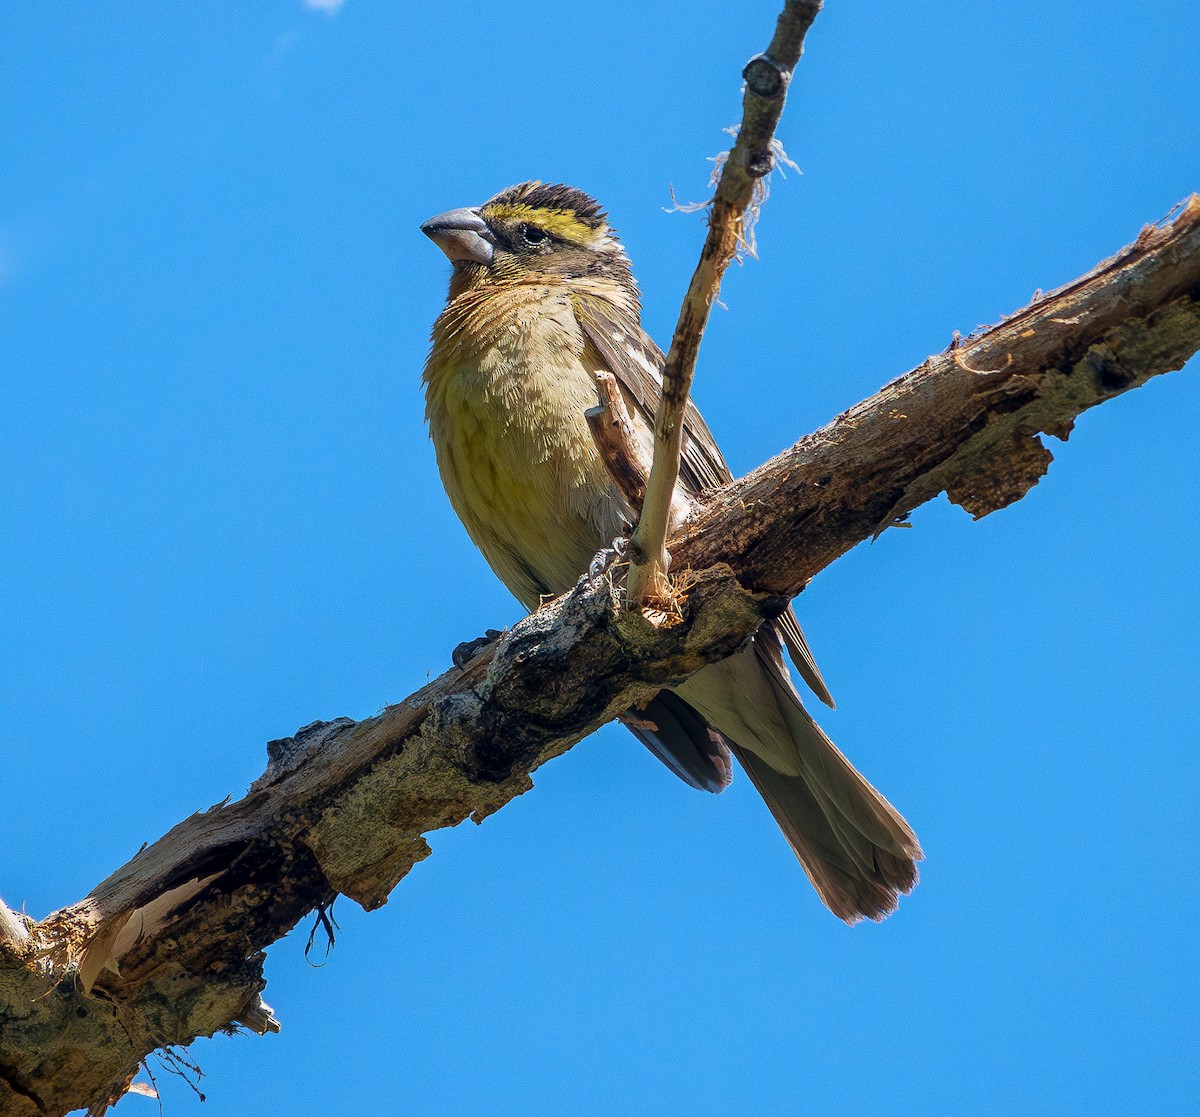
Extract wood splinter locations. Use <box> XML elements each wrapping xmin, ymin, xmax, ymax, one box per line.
<box><xmin>585</xmin><ymin>371</ymin><xmax>651</xmax><ymax>515</ymax></box>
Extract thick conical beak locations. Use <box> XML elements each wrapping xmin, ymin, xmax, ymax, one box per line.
<box><xmin>420</xmin><ymin>206</ymin><xmax>495</xmax><ymax>265</ymax></box>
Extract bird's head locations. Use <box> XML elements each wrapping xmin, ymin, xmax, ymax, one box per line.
<box><xmin>421</xmin><ymin>182</ymin><xmax>634</xmax><ymax>294</ymax></box>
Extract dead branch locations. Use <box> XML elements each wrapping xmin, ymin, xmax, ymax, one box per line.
<box><xmin>672</xmin><ymin>196</ymin><xmax>1200</xmax><ymax>596</ymax></box>
<box><xmin>1</xmin><ymin>196</ymin><xmax>1198</xmax><ymax>1116</ymax></box>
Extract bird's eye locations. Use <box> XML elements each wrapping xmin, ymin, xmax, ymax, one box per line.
<box><xmin>520</xmin><ymin>224</ymin><xmax>548</xmax><ymax>246</ymax></box>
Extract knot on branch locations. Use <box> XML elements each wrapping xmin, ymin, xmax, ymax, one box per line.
<box><xmin>257</xmin><ymin>718</ymin><xmax>355</xmax><ymax>789</ymax></box>
<box><xmin>743</xmin><ymin>54</ymin><xmax>788</xmax><ymax>99</ymax></box>
<box><xmin>432</xmin><ymin>691</ymin><xmax>526</xmax><ymax>784</ymax></box>
<box><xmin>1083</xmin><ymin>344</ymin><xmax>1138</xmax><ymax>392</ymax></box>
<box><xmin>747</xmin><ymin>151</ymin><xmax>774</xmax><ymax>178</ymax></box>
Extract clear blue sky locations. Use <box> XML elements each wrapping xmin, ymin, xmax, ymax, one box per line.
<box><xmin>3</xmin><ymin>2</ymin><xmax>1199</xmax><ymax>1114</ymax></box>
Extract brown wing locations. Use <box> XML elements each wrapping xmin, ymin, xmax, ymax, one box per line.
<box><xmin>572</xmin><ymin>291</ymin><xmax>834</xmax><ymax>708</ymax></box>
<box><xmin>572</xmin><ymin>292</ymin><xmax>729</xmax><ymax>495</ymax></box>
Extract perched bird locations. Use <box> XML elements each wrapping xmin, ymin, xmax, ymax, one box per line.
<box><xmin>421</xmin><ymin>182</ymin><xmax>921</xmax><ymax>921</ymax></box>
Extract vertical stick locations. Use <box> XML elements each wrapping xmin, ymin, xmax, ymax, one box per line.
<box><xmin>627</xmin><ymin>0</ymin><xmax>823</xmax><ymax>605</ymax></box>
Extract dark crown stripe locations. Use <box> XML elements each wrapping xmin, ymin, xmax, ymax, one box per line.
<box><xmin>487</xmin><ymin>181</ymin><xmax>607</xmax><ymax>229</ymax></box>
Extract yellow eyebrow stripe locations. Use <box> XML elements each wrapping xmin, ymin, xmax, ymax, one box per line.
<box><xmin>484</xmin><ymin>202</ymin><xmax>605</xmax><ymax>245</ymax></box>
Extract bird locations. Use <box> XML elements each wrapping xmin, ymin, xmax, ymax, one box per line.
<box><xmin>420</xmin><ymin>181</ymin><xmax>921</xmax><ymax>922</ymax></box>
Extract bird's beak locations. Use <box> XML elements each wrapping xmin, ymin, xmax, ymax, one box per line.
<box><xmin>420</xmin><ymin>206</ymin><xmax>495</xmax><ymax>266</ymax></box>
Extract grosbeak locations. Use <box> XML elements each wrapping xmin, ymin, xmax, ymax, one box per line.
<box><xmin>421</xmin><ymin>182</ymin><xmax>920</xmax><ymax>921</ymax></box>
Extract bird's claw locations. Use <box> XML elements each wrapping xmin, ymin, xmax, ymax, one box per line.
<box><xmin>588</xmin><ymin>535</ymin><xmax>629</xmax><ymax>580</ymax></box>
<box><xmin>452</xmin><ymin>628</ymin><xmax>504</xmax><ymax>669</ymax></box>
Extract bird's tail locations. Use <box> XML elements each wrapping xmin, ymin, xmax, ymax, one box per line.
<box><xmin>729</xmin><ymin>741</ymin><xmax>919</xmax><ymax>923</ymax></box>
<box><xmin>675</xmin><ymin>640</ymin><xmax>921</xmax><ymax>923</ymax></box>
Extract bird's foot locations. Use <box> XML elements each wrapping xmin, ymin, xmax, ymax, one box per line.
<box><xmin>588</xmin><ymin>534</ymin><xmax>629</xmax><ymax>580</ymax></box>
<box><xmin>452</xmin><ymin>628</ymin><xmax>504</xmax><ymax>669</ymax></box>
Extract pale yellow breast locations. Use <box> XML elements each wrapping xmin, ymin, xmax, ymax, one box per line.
<box><xmin>423</xmin><ymin>284</ymin><xmax>628</xmax><ymax>610</ymax></box>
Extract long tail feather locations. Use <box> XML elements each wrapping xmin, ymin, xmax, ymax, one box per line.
<box><xmin>732</xmin><ymin>743</ymin><xmax>919</xmax><ymax>922</ymax></box>
<box><xmin>673</xmin><ymin>635</ymin><xmax>922</xmax><ymax>923</ymax></box>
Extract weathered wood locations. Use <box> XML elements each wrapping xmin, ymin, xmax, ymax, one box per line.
<box><xmin>672</xmin><ymin>196</ymin><xmax>1200</xmax><ymax>596</ymax></box>
<box><xmin>0</xmin><ymin>902</ymin><xmax>28</xmax><ymax>949</ymax></box>
<box><xmin>0</xmin><ymin>569</ymin><xmax>764</xmax><ymax>1117</ymax></box>
<box><xmin>586</xmin><ymin>370</ymin><xmax>651</xmax><ymax>513</ymax></box>
<box><xmin>1</xmin><ymin>194</ymin><xmax>1197</xmax><ymax>1117</ymax></box>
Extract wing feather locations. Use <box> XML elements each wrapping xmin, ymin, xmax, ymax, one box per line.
<box><xmin>572</xmin><ymin>293</ymin><xmax>729</xmax><ymax>495</ymax></box>
<box><xmin>571</xmin><ymin>290</ymin><xmax>834</xmax><ymax>706</ymax></box>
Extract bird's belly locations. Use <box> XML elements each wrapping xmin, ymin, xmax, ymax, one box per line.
<box><xmin>427</xmin><ymin>357</ymin><xmax>626</xmax><ymax>610</ymax></box>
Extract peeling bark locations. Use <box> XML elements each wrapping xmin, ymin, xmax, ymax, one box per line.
<box><xmin>1</xmin><ymin>195</ymin><xmax>1197</xmax><ymax>1116</ymax></box>
<box><xmin>586</xmin><ymin>370</ymin><xmax>651</xmax><ymax>512</ymax></box>
<box><xmin>0</xmin><ymin>570</ymin><xmax>764</xmax><ymax>1116</ymax></box>
<box><xmin>672</xmin><ymin>198</ymin><xmax>1200</xmax><ymax>595</ymax></box>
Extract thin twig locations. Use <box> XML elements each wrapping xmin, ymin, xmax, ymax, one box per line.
<box><xmin>304</xmin><ymin>899</ymin><xmax>340</xmax><ymax>966</ymax></box>
<box><xmin>627</xmin><ymin>0</ymin><xmax>823</xmax><ymax>605</ymax></box>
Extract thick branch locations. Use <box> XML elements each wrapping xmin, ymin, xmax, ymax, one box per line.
<box><xmin>627</xmin><ymin>0</ymin><xmax>823</xmax><ymax>603</ymax></box>
<box><xmin>0</xmin><ymin>570</ymin><xmax>765</xmax><ymax>1117</ymax></box>
<box><xmin>672</xmin><ymin>195</ymin><xmax>1200</xmax><ymax>595</ymax></box>
<box><xmin>2</xmin><ymin>196</ymin><xmax>1198</xmax><ymax>1115</ymax></box>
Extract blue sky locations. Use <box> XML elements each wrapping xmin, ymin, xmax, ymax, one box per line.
<box><xmin>3</xmin><ymin>2</ymin><xmax>1199</xmax><ymax>1114</ymax></box>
